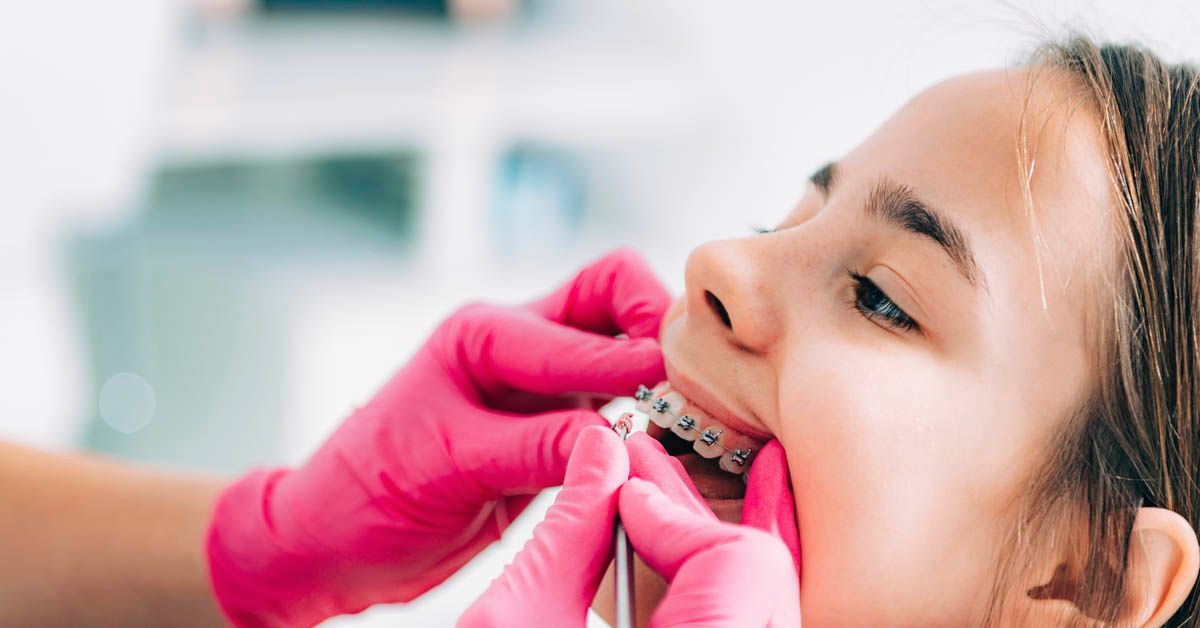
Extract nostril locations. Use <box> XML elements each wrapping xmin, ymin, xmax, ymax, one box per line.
<box><xmin>705</xmin><ymin>290</ymin><xmax>732</xmax><ymax>329</ymax></box>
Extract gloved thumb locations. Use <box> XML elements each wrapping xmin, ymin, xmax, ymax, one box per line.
<box><xmin>458</xmin><ymin>425</ymin><xmax>628</xmax><ymax>628</ymax></box>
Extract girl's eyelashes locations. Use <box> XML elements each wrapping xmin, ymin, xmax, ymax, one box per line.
<box><xmin>752</xmin><ymin>225</ymin><xmax>920</xmax><ymax>335</ymax></box>
<box><xmin>847</xmin><ymin>270</ymin><xmax>920</xmax><ymax>334</ymax></box>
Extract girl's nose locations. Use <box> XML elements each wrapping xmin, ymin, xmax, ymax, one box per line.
<box><xmin>683</xmin><ymin>238</ymin><xmax>781</xmax><ymax>353</ymax></box>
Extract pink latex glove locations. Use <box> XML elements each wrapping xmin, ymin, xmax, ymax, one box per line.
<box><xmin>458</xmin><ymin>425</ymin><xmax>630</xmax><ymax>627</ymax></box>
<box><xmin>621</xmin><ymin>433</ymin><xmax>802</xmax><ymax>627</ymax></box>
<box><xmin>459</xmin><ymin>431</ymin><xmax>802</xmax><ymax>627</ymax></box>
<box><xmin>206</xmin><ymin>249</ymin><xmax>670</xmax><ymax>627</ymax></box>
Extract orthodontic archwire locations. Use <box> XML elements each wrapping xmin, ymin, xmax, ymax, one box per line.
<box><xmin>633</xmin><ymin>384</ymin><xmax>753</xmax><ymax>468</ymax></box>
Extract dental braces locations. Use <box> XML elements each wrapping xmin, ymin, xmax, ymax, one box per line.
<box><xmin>634</xmin><ymin>385</ymin><xmax>753</xmax><ymax>467</ymax></box>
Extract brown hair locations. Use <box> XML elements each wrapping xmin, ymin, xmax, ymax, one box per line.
<box><xmin>986</xmin><ymin>36</ymin><xmax>1200</xmax><ymax>626</ymax></box>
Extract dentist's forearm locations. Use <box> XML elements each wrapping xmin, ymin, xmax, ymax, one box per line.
<box><xmin>0</xmin><ymin>440</ymin><xmax>228</xmax><ymax>627</ymax></box>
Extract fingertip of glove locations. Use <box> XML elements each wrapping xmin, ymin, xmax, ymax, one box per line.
<box><xmin>599</xmin><ymin>247</ymin><xmax>653</xmax><ymax>281</ymax></box>
<box><xmin>757</xmin><ymin>439</ymin><xmax>787</xmax><ymax>463</ymax></box>
<box><xmin>624</xmin><ymin>433</ymin><xmax>692</xmax><ymax>487</ymax></box>
<box><xmin>564</xmin><ymin>425</ymin><xmax>629</xmax><ymax>486</ymax></box>
<box><xmin>577</xmin><ymin>423</ymin><xmax>620</xmax><ymax>444</ymax></box>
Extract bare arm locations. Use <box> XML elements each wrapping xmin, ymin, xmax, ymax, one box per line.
<box><xmin>0</xmin><ymin>441</ymin><xmax>229</xmax><ymax>627</ymax></box>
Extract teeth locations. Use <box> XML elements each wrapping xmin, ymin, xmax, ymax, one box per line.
<box><xmin>693</xmin><ymin>421</ymin><xmax>727</xmax><ymax>458</ymax></box>
<box><xmin>634</xmin><ymin>382</ymin><xmax>765</xmax><ymax>476</ymax></box>
<box><xmin>635</xmin><ymin>382</ymin><xmax>667</xmax><ymax>413</ymax></box>
<box><xmin>670</xmin><ymin>413</ymin><xmax>701</xmax><ymax>441</ymax></box>
<box><xmin>633</xmin><ymin>384</ymin><xmax>654</xmax><ymax>413</ymax></box>
<box><xmin>719</xmin><ymin>449</ymin><xmax>752</xmax><ymax>474</ymax></box>
<box><xmin>717</xmin><ymin>429</ymin><xmax>758</xmax><ymax>474</ymax></box>
<box><xmin>718</xmin><ymin>450</ymin><xmax>753</xmax><ymax>473</ymax></box>
<box><xmin>648</xmin><ymin>391</ymin><xmax>685</xmax><ymax>428</ymax></box>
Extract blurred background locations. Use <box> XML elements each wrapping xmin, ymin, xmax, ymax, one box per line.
<box><xmin>1</xmin><ymin>0</ymin><xmax>1197</xmax><ymax>625</ymax></box>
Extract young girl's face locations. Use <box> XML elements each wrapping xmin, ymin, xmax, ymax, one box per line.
<box><xmin>658</xmin><ymin>67</ymin><xmax>1114</xmax><ymax>625</ymax></box>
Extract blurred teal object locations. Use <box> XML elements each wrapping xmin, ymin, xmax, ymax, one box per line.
<box><xmin>259</xmin><ymin>0</ymin><xmax>450</xmax><ymax>15</ymax></box>
<box><xmin>67</xmin><ymin>150</ymin><xmax>420</xmax><ymax>471</ymax></box>
<box><xmin>491</xmin><ymin>143</ymin><xmax>587</xmax><ymax>259</ymax></box>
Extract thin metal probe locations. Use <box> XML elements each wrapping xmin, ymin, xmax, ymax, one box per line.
<box><xmin>612</xmin><ymin>413</ymin><xmax>636</xmax><ymax>628</ymax></box>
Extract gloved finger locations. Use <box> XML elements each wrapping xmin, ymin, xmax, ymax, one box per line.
<box><xmin>652</xmin><ymin>526</ymin><xmax>800</xmax><ymax>628</ymax></box>
<box><xmin>460</xmin><ymin>407</ymin><xmax>609</xmax><ymax>497</ymax></box>
<box><xmin>458</xmin><ymin>426</ymin><xmax>628</xmax><ymax>628</ymax></box>
<box><xmin>444</xmin><ymin>303</ymin><xmax>664</xmax><ymax>399</ymax></box>
<box><xmin>527</xmin><ymin>248</ymin><xmax>672</xmax><ymax>340</ymax></box>
<box><xmin>618</xmin><ymin>477</ymin><xmax>741</xmax><ymax>581</ymax></box>
<box><xmin>740</xmin><ymin>439</ymin><xmax>802</xmax><ymax>577</ymax></box>
<box><xmin>624</xmin><ymin>432</ymin><xmax>712</xmax><ymax>519</ymax></box>
<box><xmin>619</xmin><ymin>478</ymin><xmax>800</xmax><ymax>628</ymax></box>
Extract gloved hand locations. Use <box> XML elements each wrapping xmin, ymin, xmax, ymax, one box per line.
<box><xmin>458</xmin><ymin>425</ymin><xmax>629</xmax><ymax>628</ymax></box>
<box><xmin>460</xmin><ymin>431</ymin><xmax>802</xmax><ymax>628</ymax></box>
<box><xmin>621</xmin><ymin>433</ymin><xmax>802</xmax><ymax>627</ymax></box>
<box><xmin>205</xmin><ymin>249</ymin><xmax>671</xmax><ymax>627</ymax></box>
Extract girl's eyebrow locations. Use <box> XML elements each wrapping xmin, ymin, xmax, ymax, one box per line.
<box><xmin>809</xmin><ymin>161</ymin><xmax>988</xmax><ymax>292</ymax></box>
<box><xmin>809</xmin><ymin>161</ymin><xmax>838</xmax><ymax>195</ymax></box>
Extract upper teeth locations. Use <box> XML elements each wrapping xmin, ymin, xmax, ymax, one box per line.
<box><xmin>633</xmin><ymin>382</ymin><xmax>763</xmax><ymax>475</ymax></box>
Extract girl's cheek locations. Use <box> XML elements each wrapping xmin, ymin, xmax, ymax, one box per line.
<box><xmin>659</xmin><ymin>296</ymin><xmax>686</xmax><ymax>343</ymax></box>
<box><xmin>776</xmin><ymin>343</ymin><xmax>940</xmax><ymax>506</ymax></box>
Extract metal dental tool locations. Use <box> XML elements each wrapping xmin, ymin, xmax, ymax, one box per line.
<box><xmin>612</xmin><ymin>412</ymin><xmax>637</xmax><ymax>628</ymax></box>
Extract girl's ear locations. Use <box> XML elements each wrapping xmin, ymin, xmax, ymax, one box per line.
<box><xmin>1121</xmin><ymin>507</ymin><xmax>1199</xmax><ymax>627</ymax></box>
<box><xmin>1024</xmin><ymin>508</ymin><xmax>1197</xmax><ymax>626</ymax></box>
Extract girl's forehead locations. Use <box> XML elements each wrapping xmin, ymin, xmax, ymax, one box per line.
<box><xmin>843</xmin><ymin>67</ymin><xmax>1115</xmax><ymax>320</ymax></box>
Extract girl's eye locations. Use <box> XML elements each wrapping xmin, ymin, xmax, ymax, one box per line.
<box><xmin>849</xmin><ymin>271</ymin><xmax>919</xmax><ymax>333</ymax></box>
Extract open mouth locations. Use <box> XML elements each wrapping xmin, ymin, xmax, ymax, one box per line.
<box><xmin>646</xmin><ymin>416</ymin><xmax>748</xmax><ymax>522</ymax></box>
<box><xmin>632</xmin><ymin>379</ymin><xmax>769</xmax><ymax>522</ymax></box>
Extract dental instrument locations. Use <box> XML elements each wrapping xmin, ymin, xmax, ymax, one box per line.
<box><xmin>611</xmin><ymin>412</ymin><xmax>637</xmax><ymax>628</ymax></box>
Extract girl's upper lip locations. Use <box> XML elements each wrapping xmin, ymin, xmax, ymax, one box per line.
<box><xmin>663</xmin><ymin>360</ymin><xmax>773</xmax><ymax>441</ymax></box>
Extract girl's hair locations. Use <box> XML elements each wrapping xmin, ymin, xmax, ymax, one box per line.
<box><xmin>987</xmin><ymin>35</ymin><xmax>1200</xmax><ymax>626</ymax></box>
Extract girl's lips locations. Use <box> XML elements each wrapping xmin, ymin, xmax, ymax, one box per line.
<box><xmin>662</xmin><ymin>361</ymin><xmax>773</xmax><ymax>441</ymax></box>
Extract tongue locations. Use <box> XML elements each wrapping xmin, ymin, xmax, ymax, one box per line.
<box><xmin>675</xmin><ymin>452</ymin><xmax>746</xmax><ymax>500</ymax></box>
